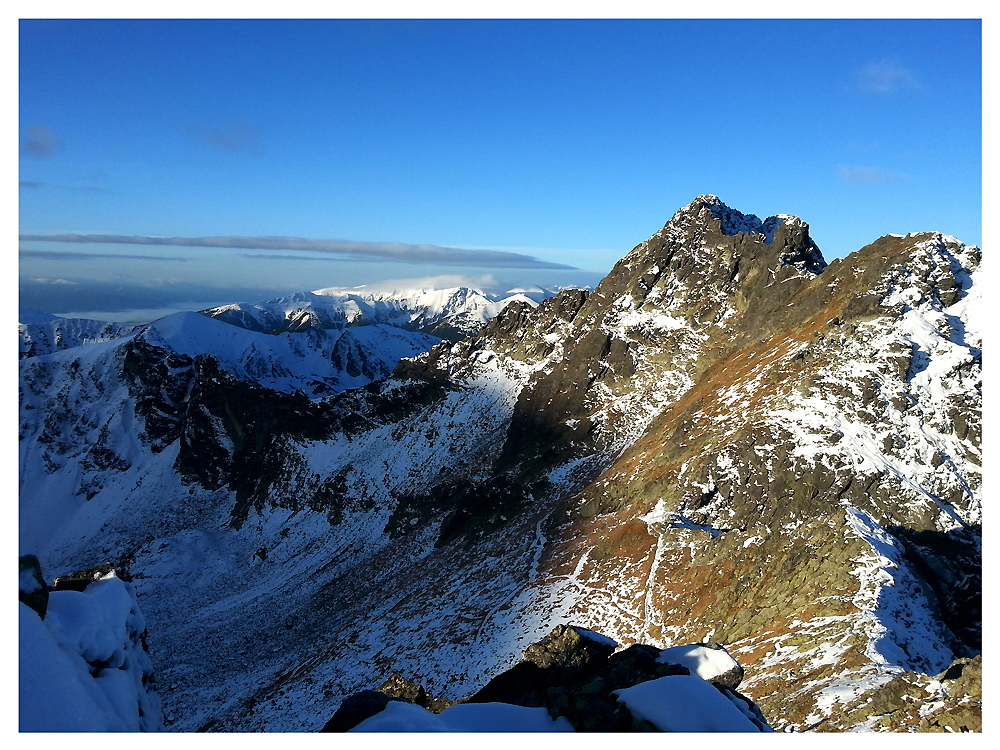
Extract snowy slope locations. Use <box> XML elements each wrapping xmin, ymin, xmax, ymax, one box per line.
<box><xmin>139</xmin><ymin>310</ymin><xmax>442</xmax><ymax>396</ymax></box>
<box><xmin>17</xmin><ymin>309</ymin><xmax>448</xmax><ymax>561</ymax></box>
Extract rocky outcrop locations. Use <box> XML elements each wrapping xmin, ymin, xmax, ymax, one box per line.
<box><xmin>823</xmin><ymin>655</ymin><xmax>982</xmax><ymax>732</ymax></box>
<box><xmin>320</xmin><ymin>673</ymin><xmax>455</xmax><ymax>731</ymax></box>
<box><xmin>327</xmin><ymin>625</ymin><xmax>770</xmax><ymax>732</ymax></box>
<box><xmin>52</xmin><ymin>561</ymin><xmax>118</xmax><ymax>591</ymax></box>
<box><xmin>377</xmin><ymin>672</ymin><xmax>454</xmax><ymax>712</ymax></box>
<box><xmin>320</xmin><ymin>690</ymin><xmax>407</xmax><ymax>732</ymax></box>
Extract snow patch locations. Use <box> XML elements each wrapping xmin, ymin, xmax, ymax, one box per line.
<box><xmin>658</xmin><ymin>644</ymin><xmax>741</xmax><ymax>683</ymax></box>
<box><xmin>613</xmin><ymin>675</ymin><xmax>762</xmax><ymax>732</ymax></box>
<box><xmin>350</xmin><ymin>700</ymin><xmax>575</xmax><ymax>732</ymax></box>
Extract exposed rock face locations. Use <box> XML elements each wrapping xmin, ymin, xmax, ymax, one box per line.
<box><xmin>20</xmin><ymin>196</ymin><xmax>980</xmax><ymax>732</ymax></box>
<box><xmin>328</xmin><ymin>625</ymin><xmax>770</xmax><ymax>732</ymax></box>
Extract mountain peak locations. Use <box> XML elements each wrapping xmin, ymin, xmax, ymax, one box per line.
<box><xmin>599</xmin><ymin>196</ymin><xmax>826</xmax><ymax>322</ymax></box>
<box><xmin>668</xmin><ymin>194</ymin><xmax>806</xmax><ymax>246</ymax></box>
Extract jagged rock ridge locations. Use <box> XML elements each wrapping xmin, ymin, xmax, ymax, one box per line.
<box><xmin>19</xmin><ymin>196</ymin><xmax>980</xmax><ymax>732</ymax></box>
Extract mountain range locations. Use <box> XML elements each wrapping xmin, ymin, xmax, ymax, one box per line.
<box><xmin>18</xmin><ymin>195</ymin><xmax>981</xmax><ymax>732</ymax></box>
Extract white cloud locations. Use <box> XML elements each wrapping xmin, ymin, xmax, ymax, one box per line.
<box><xmin>837</xmin><ymin>164</ymin><xmax>905</xmax><ymax>186</ymax></box>
<box><xmin>855</xmin><ymin>58</ymin><xmax>921</xmax><ymax>94</ymax></box>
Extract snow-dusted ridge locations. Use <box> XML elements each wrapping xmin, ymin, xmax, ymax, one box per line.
<box><xmin>143</xmin><ymin>310</ymin><xmax>443</xmax><ymax>397</ymax></box>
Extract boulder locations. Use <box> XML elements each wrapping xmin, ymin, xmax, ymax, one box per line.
<box><xmin>657</xmin><ymin>642</ymin><xmax>745</xmax><ymax>689</ymax></box>
<box><xmin>521</xmin><ymin>623</ymin><xmax>617</xmax><ymax>668</ymax></box>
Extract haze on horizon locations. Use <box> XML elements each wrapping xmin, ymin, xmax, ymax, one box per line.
<box><xmin>19</xmin><ymin>18</ymin><xmax>982</xmax><ymax>324</ymax></box>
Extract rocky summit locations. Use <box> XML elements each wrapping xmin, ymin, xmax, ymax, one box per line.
<box><xmin>19</xmin><ymin>195</ymin><xmax>981</xmax><ymax>732</ymax></box>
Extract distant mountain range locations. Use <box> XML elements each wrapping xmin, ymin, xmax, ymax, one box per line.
<box><xmin>19</xmin><ymin>196</ymin><xmax>981</xmax><ymax>732</ymax></box>
<box><xmin>19</xmin><ymin>284</ymin><xmax>563</xmax><ymax>397</ymax></box>
<box><xmin>19</xmin><ymin>306</ymin><xmax>137</xmax><ymax>359</ymax></box>
<box><xmin>200</xmin><ymin>284</ymin><xmax>560</xmax><ymax>341</ymax></box>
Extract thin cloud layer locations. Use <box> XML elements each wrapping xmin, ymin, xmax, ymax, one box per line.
<box><xmin>21</xmin><ymin>125</ymin><xmax>58</xmax><ymax>157</ymax></box>
<box><xmin>183</xmin><ymin>120</ymin><xmax>262</xmax><ymax>152</ymax></box>
<box><xmin>20</xmin><ymin>249</ymin><xmax>187</xmax><ymax>262</ymax></box>
<box><xmin>317</xmin><ymin>274</ymin><xmax>502</xmax><ymax>295</ymax></box>
<box><xmin>19</xmin><ymin>180</ymin><xmax>110</xmax><ymax>193</ymax></box>
<box><xmin>837</xmin><ymin>165</ymin><xmax>905</xmax><ymax>186</ymax></box>
<box><xmin>241</xmin><ymin>253</ymin><xmax>383</xmax><ymax>264</ymax></box>
<box><xmin>855</xmin><ymin>59</ymin><xmax>921</xmax><ymax>94</ymax></box>
<box><xmin>18</xmin><ymin>233</ymin><xmax>577</xmax><ymax>270</ymax></box>
<box><xmin>18</xmin><ymin>276</ymin><xmax>301</xmax><ymax>317</ymax></box>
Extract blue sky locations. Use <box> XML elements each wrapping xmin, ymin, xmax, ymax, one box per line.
<box><xmin>19</xmin><ymin>18</ymin><xmax>982</xmax><ymax>322</ymax></box>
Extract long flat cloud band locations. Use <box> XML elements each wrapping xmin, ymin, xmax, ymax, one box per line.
<box><xmin>19</xmin><ymin>233</ymin><xmax>577</xmax><ymax>270</ymax></box>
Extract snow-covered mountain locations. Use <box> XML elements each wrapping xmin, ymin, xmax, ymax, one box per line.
<box><xmin>19</xmin><ymin>196</ymin><xmax>981</xmax><ymax>732</ymax></box>
<box><xmin>201</xmin><ymin>284</ymin><xmax>559</xmax><ymax>341</ymax></box>
<box><xmin>19</xmin><ymin>306</ymin><xmax>136</xmax><ymax>359</ymax></box>
<box><xmin>19</xmin><ymin>282</ymin><xmax>557</xmax><ymax>400</ymax></box>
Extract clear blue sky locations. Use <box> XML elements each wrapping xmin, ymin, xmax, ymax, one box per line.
<box><xmin>19</xmin><ymin>18</ymin><xmax>982</xmax><ymax>322</ymax></box>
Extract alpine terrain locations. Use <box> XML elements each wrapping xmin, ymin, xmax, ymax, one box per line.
<box><xmin>19</xmin><ymin>195</ymin><xmax>981</xmax><ymax>732</ymax></box>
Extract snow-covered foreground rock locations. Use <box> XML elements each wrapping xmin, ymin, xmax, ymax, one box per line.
<box><xmin>353</xmin><ymin>701</ymin><xmax>576</xmax><ymax>732</ymax></box>
<box><xmin>19</xmin><ymin>196</ymin><xmax>981</xmax><ymax>732</ymax></box>
<box><xmin>329</xmin><ymin>624</ymin><xmax>771</xmax><ymax>733</ymax></box>
<box><xmin>19</xmin><ymin>557</ymin><xmax>162</xmax><ymax>732</ymax></box>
